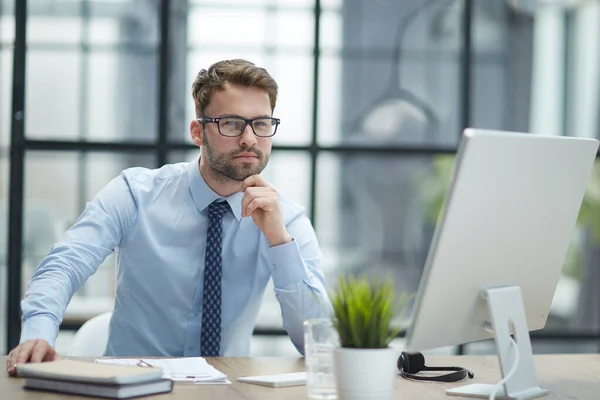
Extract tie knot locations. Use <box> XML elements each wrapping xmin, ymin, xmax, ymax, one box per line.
<box><xmin>208</xmin><ymin>200</ymin><xmax>229</xmax><ymax>220</ymax></box>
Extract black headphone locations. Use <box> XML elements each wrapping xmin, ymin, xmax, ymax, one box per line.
<box><xmin>398</xmin><ymin>352</ymin><xmax>475</xmax><ymax>382</ymax></box>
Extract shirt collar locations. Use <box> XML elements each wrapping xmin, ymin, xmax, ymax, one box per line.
<box><xmin>187</xmin><ymin>156</ymin><xmax>243</xmax><ymax>221</ymax></box>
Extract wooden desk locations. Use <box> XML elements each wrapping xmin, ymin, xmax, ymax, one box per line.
<box><xmin>1</xmin><ymin>354</ymin><xmax>599</xmax><ymax>399</ymax></box>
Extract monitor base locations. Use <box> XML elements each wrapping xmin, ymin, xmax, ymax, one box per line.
<box><xmin>447</xmin><ymin>286</ymin><xmax>550</xmax><ymax>399</ymax></box>
<box><xmin>446</xmin><ymin>383</ymin><xmax>548</xmax><ymax>399</ymax></box>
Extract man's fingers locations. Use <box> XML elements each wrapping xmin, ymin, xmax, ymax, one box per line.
<box><xmin>7</xmin><ymin>364</ymin><xmax>17</xmax><ymax>376</ymax></box>
<box><xmin>242</xmin><ymin>193</ymin><xmax>251</xmax><ymax>217</ymax></box>
<box><xmin>6</xmin><ymin>341</ymin><xmax>34</xmax><ymax>376</ymax></box>
<box><xmin>242</xmin><ymin>174</ymin><xmax>269</xmax><ymax>190</ymax></box>
<box><xmin>242</xmin><ymin>191</ymin><xmax>277</xmax><ymax>217</ymax></box>
<box><xmin>30</xmin><ymin>341</ymin><xmax>52</xmax><ymax>363</ymax></box>
<box><xmin>15</xmin><ymin>341</ymin><xmax>37</xmax><ymax>365</ymax></box>
<box><xmin>7</xmin><ymin>350</ymin><xmax>15</xmax><ymax>368</ymax></box>
<box><xmin>6</xmin><ymin>351</ymin><xmax>17</xmax><ymax>376</ymax></box>
<box><xmin>6</xmin><ymin>340</ymin><xmax>55</xmax><ymax>376</ymax></box>
<box><xmin>44</xmin><ymin>345</ymin><xmax>58</xmax><ymax>362</ymax></box>
<box><xmin>241</xmin><ymin>187</ymin><xmax>273</xmax><ymax>216</ymax></box>
<box><xmin>246</xmin><ymin>197</ymin><xmax>274</xmax><ymax>217</ymax></box>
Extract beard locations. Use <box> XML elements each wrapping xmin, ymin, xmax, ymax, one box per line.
<box><xmin>202</xmin><ymin>131</ymin><xmax>270</xmax><ymax>182</ymax></box>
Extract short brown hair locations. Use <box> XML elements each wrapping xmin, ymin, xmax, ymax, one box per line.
<box><xmin>191</xmin><ymin>59</ymin><xmax>278</xmax><ymax>117</ymax></box>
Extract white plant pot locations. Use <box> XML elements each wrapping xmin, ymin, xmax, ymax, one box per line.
<box><xmin>333</xmin><ymin>347</ymin><xmax>398</xmax><ymax>400</ymax></box>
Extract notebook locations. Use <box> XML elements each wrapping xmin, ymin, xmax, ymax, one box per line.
<box><xmin>17</xmin><ymin>360</ymin><xmax>173</xmax><ymax>399</ymax></box>
<box><xmin>22</xmin><ymin>377</ymin><xmax>173</xmax><ymax>399</ymax></box>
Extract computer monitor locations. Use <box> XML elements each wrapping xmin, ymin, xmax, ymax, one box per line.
<box><xmin>405</xmin><ymin>128</ymin><xmax>599</xmax><ymax>399</ymax></box>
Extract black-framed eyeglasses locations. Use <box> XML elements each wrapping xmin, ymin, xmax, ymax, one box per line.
<box><xmin>198</xmin><ymin>116</ymin><xmax>280</xmax><ymax>137</ymax></box>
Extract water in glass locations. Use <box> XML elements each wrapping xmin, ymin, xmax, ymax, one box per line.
<box><xmin>304</xmin><ymin>319</ymin><xmax>339</xmax><ymax>399</ymax></box>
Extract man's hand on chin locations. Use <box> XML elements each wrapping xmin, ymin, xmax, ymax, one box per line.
<box><xmin>241</xmin><ymin>174</ymin><xmax>293</xmax><ymax>247</ymax></box>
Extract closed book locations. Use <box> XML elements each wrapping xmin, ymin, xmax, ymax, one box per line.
<box><xmin>17</xmin><ymin>359</ymin><xmax>173</xmax><ymax>398</ymax></box>
<box><xmin>23</xmin><ymin>377</ymin><xmax>173</xmax><ymax>399</ymax></box>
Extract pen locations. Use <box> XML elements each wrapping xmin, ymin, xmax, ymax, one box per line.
<box><xmin>136</xmin><ymin>359</ymin><xmax>155</xmax><ymax>368</ymax></box>
<box><xmin>171</xmin><ymin>374</ymin><xmax>199</xmax><ymax>379</ymax></box>
<box><xmin>136</xmin><ymin>360</ymin><xmax>196</xmax><ymax>379</ymax></box>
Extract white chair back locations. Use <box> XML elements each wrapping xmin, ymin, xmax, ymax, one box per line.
<box><xmin>67</xmin><ymin>312</ymin><xmax>112</xmax><ymax>357</ymax></box>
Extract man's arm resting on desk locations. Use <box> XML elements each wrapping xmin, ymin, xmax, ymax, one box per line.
<box><xmin>7</xmin><ymin>174</ymin><xmax>137</xmax><ymax>376</ymax></box>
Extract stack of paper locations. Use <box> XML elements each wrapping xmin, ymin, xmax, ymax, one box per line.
<box><xmin>96</xmin><ymin>357</ymin><xmax>229</xmax><ymax>384</ymax></box>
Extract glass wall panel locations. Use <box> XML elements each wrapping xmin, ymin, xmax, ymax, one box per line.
<box><xmin>25</xmin><ymin>0</ymin><xmax>160</xmax><ymax>142</ymax></box>
<box><xmin>23</xmin><ymin>151</ymin><xmax>156</xmax><ymax>336</ymax></box>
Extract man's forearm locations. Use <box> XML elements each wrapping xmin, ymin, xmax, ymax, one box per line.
<box><xmin>269</xmin><ymin>239</ymin><xmax>334</xmax><ymax>353</ymax></box>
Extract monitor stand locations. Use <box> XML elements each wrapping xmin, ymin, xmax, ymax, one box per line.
<box><xmin>446</xmin><ymin>286</ymin><xmax>549</xmax><ymax>399</ymax></box>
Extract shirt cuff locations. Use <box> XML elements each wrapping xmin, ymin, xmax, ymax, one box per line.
<box><xmin>20</xmin><ymin>315</ymin><xmax>60</xmax><ymax>348</ymax></box>
<box><xmin>269</xmin><ymin>239</ymin><xmax>312</xmax><ymax>287</ymax></box>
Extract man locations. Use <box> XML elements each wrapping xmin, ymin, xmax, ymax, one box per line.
<box><xmin>6</xmin><ymin>59</ymin><xmax>333</xmax><ymax>375</ymax></box>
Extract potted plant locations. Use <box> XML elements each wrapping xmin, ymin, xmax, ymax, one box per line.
<box><xmin>330</xmin><ymin>274</ymin><xmax>412</xmax><ymax>400</ymax></box>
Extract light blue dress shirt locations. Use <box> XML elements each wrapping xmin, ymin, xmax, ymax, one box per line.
<box><xmin>20</xmin><ymin>156</ymin><xmax>334</xmax><ymax>356</ymax></box>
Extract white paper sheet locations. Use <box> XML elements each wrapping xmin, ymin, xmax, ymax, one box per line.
<box><xmin>96</xmin><ymin>357</ymin><xmax>230</xmax><ymax>384</ymax></box>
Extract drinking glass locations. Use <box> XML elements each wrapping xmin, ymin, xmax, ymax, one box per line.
<box><xmin>304</xmin><ymin>318</ymin><xmax>339</xmax><ymax>399</ymax></box>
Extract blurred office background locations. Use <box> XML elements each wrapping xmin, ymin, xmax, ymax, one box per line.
<box><xmin>1</xmin><ymin>0</ymin><xmax>600</xmax><ymax>356</ymax></box>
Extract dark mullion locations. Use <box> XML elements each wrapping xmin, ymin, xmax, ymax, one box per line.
<box><xmin>456</xmin><ymin>0</ymin><xmax>473</xmax><ymax>356</ymax></box>
<box><xmin>530</xmin><ymin>331</ymin><xmax>600</xmax><ymax>341</ymax></box>
<box><xmin>157</xmin><ymin>0</ymin><xmax>170</xmax><ymax>167</ymax></box>
<box><xmin>24</xmin><ymin>139</ymin><xmax>159</xmax><ymax>152</ymax></box>
<box><xmin>170</xmin><ymin>143</ymin><xmax>459</xmax><ymax>154</ymax></box>
<box><xmin>77</xmin><ymin>0</ymin><xmax>91</xmax><ymax>231</ymax></box>
<box><xmin>23</xmin><ymin>138</ymin><xmax>600</xmax><ymax>159</ymax></box>
<box><xmin>309</xmin><ymin>0</ymin><xmax>321</xmax><ymax>225</ymax></box>
<box><xmin>22</xmin><ymin>138</ymin><xmax>460</xmax><ymax>154</ymax></box>
<box><xmin>316</xmin><ymin>145</ymin><xmax>457</xmax><ymax>155</ymax></box>
<box><xmin>56</xmin><ymin>320</ymin><xmax>600</xmax><ymax>344</ymax></box>
<box><xmin>7</xmin><ymin>0</ymin><xmax>27</xmax><ymax>352</ymax></box>
<box><xmin>459</xmin><ymin>0</ymin><xmax>473</xmax><ymax>139</ymax></box>
<box><xmin>249</xmin><ymin>329</ymin><xmax>600</xmax><ymax>341</ymax></box>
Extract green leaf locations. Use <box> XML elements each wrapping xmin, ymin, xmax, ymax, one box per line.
<box><xmin>330</xmin><ymin>274</ymin><xmax>413</xmax><ymax>349</ymax></box>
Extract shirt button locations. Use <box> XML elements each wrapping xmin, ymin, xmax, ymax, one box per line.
<box><xmin>192</xmin><ymin>309</ymin><xmax>199</xmax><ymax>316</ymax></box>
